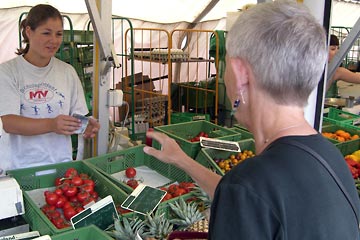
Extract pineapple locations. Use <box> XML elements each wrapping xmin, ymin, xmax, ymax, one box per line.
<box><xmin>143</xmin><ymin>211</ymin><xmax>173</xmax><ymax>240</ymax></box>
<box><xmin>106</xmin><ymin>217</ymin><xmax>146</xmax><ymax>240</ymax></box>
<box><xmin>168</xmin><ymin>197</ymin><xmax>205</xmax><ymax>231</ymax></box>
<box><xmin>191</xmin><ymin>185</ymin><xmax>212</xmax><ymax>210</ymax></box>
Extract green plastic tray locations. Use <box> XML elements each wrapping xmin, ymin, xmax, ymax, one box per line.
<box><xmin>51</xmin><ymin>225</ymin><xmax>113</xmax><ymax>240</ymax></box>
<box><xmin>179</xmin><ymin>80</ymin><xmax>216</xmax><ymax>108</ymax></box>
<box><xmin>322</xmin><ymin>124</ymin><xmax>360</xmax><ymax>156</ymax></box>
<box><xmin>323</xmin><ymin>107</ymin><xmax>360</xmax><ymax>125</ymax></box>
<box><xmin>6</xmin><ymin>161</ymin><xmax>128</xmax><ymax>236</ymax></box>
<box><xmin>85</xmin><ymin>145</ymin><xmax>199</xmax><ymax>219</ymax></box>
<box><xmin>153</xmin><ymin>120</ymin><xmax>242</xmax><ymax>158</ymax></box>
<box><xmin>195</xmin><ymin>139</ymin><xmax>255</xmax><ymax>176</ymax></box>
<box><xmin>171</xmin><ymin>112</ymin><xmax>210</xmax><ymax>124</ymax></box>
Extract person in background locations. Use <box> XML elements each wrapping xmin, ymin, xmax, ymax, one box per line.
<box><xmin>0</xmin><ymin>4</ymin><xmax>100</xmax><ymax>170</ymax></box>
<box><xmin>326</xmin><ymin>34</ymin><xmax>360</xmax><ymax>98</ymax></box>
<box><xmin>144</xmin><ymin>1</ymin><xmax>360</xmax><ymax>239</ymax></box>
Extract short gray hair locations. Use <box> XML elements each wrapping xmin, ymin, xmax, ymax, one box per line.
<box><xmin>226</xmin><ymin>1</ymin><xmax>327</xmax><ymax>107</ymax></box>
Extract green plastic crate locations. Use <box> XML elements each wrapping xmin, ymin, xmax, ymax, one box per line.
<box><xmin>336</xmin><ymin>138</ymin><xmax>360</xmax><ymax>156</ymax></box>
<box><xmin>85</xmin><ymin>145</ymin><xmax>192</xmax><ymax>193</ymax></box>
<box><xmin>51</xmin><ymin>225</ymin><xmax>113</xmax><ymax>240</ymax></box>
<box><xmin>153</xmin><ymin>120</ymin><xmax>242</xmax><ymax>158</ymax></box>
<box><xmin>171</xmin><ymin>112</ymin><xmax>210</xmax><ymax>124</ymax></box>
<box><xmin>180</xmin><ymin>80</ymin><xmax>215</xmax><ymax>108</ymax></box>
<box><xmin>195</xmin><ymin>139</ymin><xmax>255</xmax><ymax>176</ymax></box>
<box><xmin>85</xmin><ymin>145</ymin><xmax>198</xmax><ymax>219</ymax></box>
<box><xmin>323</xmin><ymin>107</ymin><xmax>360</xmax><ymax>125</ymax></box>
<box><xmin>322</xmin><ymin>124</ymin><xmax>360</xmax><ymax>156</ymax></box>
<box><xmin>6</xmin><ymin>161</ymin><xmax>128</xmax><ymax>236</ymax></box>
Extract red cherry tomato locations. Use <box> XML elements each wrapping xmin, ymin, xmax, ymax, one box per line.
<box><xmin>125</xmin><ymin>167</ymin><xmax>136</xmax><ymax>178</ymax></box>
<box><xmin>71</xmin><ymin>176</ymin><xmax>83</xmax><ymax>186</ymax></box>
<box><xmin>63</xmin><ymin>207</ymin><xmax>77</xmax><ymax>220</ymax></box>
<box><xmin>54</xmin><ymin>177</ymin><xmax>63</xmax><ymax>186</ymax></box>
<box><xmin>126</xmin><ymin>179</ymin><xmax>139</xmax><ymax>189</ymax></box>
<box><xmin>45</xmin><ymin>192</ymin><xmax>59</xmax><ymax>206</ymax></box>
<box><xmin>76</xmin><ymin>191</ymin><xmax>90</xmax><ymax>203</ymax></box>
<box><xmin>81</xmin><ymin>184</ymin><xmax>94</xmax><ymax>194</ymax></box>
<box><xmin>55</xmin><ymin>196</ymin><xmax>67</xmax><ymax>209</ymax></box>
<box><xmin>83</xmin><ymin>179</ymin><xmax>95</xmax><ymax>187</ymax></box>
<box><xmin>64</xmin><ymin>168</ymin><xmax>78</xmax><ymax>178</ymax></box>
<box><xmin>64</xmin><ymin>186</ymin><xmax>78</xmax><ymax>197</ymax></box>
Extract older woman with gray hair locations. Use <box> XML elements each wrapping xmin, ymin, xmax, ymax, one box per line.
<box><xmin>144</xmin><ymin>1</ymin><xmax>360</xmax><ymax>239</ymax></box>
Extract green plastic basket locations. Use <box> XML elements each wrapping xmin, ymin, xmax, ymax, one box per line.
<box><xmin>6</xmin><ymin>161</ymin><xmax>128</xmax><ymax>236</ymax></box>
<box><xmin>195</xmin><ymin>139</ymin><xmax>255</xmax><ymax>176</ymax></box>
<box><xmin>51</xmin><ymin>225</ymin><xmax>113</xmax><ymax>240</ymax></box>
<box><xmin>180</xmin><ymin>81</ymin><xmax>215</xmax><ymax>108</ymax></box>
<box><xmin>322</xmin><ymin>124</ymin><xmax>360</xmax><ymax>156</ymax></box>
<box><xmin>336</xmin><ymin>138</ymin><xmax>360</xmax><ymax>156</ymax></box>
<box><xmin>323</xmin><ymin>107</ymin><xmax>360</xmax><ymax>125</ymax></box>
<box><xmin>153</xmin><ymin>120</ymin><xmax>242</xmax><ymax>158</ymax></box>
<box><xmin>171</xmin><ymin>112</ymin><xmax>210</xmax><ymax>124</ymax></box>
<box><xmin>85</xmin><ymin>145</ymin><xmax>199</xmax><ymax>219</ymax></box>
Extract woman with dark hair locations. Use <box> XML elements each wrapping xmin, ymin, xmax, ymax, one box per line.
<box><xmin>0</xmin><ymin>4</ymin><xmax>99</xmax><ymax>170</ymax></box>
<box><xmin>326</xmin><ymin>34</ymin><xmax>360</xmax><ymax>98</ymax></box>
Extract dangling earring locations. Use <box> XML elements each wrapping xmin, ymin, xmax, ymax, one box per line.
<box><xmin>231</xmin><ymin>99</ymin><xmax>241</xmax><ymax>116</ymax></box>
<box><xmin>230</xmin><ymin>90</ymin><xmax>246</xmax><ymax>116</ymax></box>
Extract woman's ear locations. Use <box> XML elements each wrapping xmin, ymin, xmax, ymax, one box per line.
<box><xmin>229</xmin><ymin>57</ymin><xmax>250</xmax><ymax>89</ymax></box>
<box><xmin>25</xmin><ymin>26</ymin><xmax>32</xmax><ymax>39</ymax></box>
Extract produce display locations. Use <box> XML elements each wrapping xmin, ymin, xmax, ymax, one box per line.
<box><xmin>344</xmin><ymin>150</ymin><xmax>360</xmax><ymax>197</ymax></box>
<box><xmin>188</xmin><ymin>131</ymin><xmax>209</xmax><ymax>142</ymax></box>
<box><xmin>213</xmin><ymin>150</ymin><xmax>255</xmax><ymax>173</ymax></box>
<box><xmin>322</xmin><ymin>129</ymin><xmax>359</xmax><ymax>142</ymax></box>
<box><xmin>40</xmin><ymin>168</ymin><xmax>99</xmax><ymax>229</ymax></box>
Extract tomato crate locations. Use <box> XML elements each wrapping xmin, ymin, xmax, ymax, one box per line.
<box><xmin>85</xmin><ymin>145</ymin><xmax>198</xmax><ymax>219</ymax></box>
<box><xmin>51</xmin><ymin>225</ymin><xmax>113</xmax><ymax>240</ymax></box>
<box><xmin>171</xmin><ymin>112</ymin><xmax>210</xmax><ymax>124</ymax></box>
<box><xmin>153</xmin><ymin>120</ymin><xmax>242</xmax><ymax>158</ymax></box>
<box><xmin>195</xmin><ymin>139</ymin><xmax>256</xmax><ymax>176</ymax></box>
<box><xmin>323</xmin><ymin>107</ymin><xmax>360</xmax><ymax>125</ymax></box>
<box><xmin>6</xmin><ymin>161</ymin><xmax>129</xmax><ymax>236</ymax></box>
<box><xmin>322</xmin><ymin>124</ymin><xmax>360</xmax><ymax>156</ymax></box>
<box><xmin>85</xmin><ymin>145</ymin><xmax>194</xmax><ymax>193</ymax></box>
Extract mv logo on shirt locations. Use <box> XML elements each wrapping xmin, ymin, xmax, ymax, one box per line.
<box><xmin>24</xmin><ymin>86</ymin><xmax>54</xmax><ymax>104</ymax></box>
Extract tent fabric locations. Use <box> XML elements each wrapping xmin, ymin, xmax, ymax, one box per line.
<box><xmin>0</xmin><ymin>0</ymin><xmax>256</xmax><ymax>23</ymax></box>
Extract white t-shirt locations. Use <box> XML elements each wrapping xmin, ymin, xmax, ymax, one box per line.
<box><xmin>0</xmin><ymin>56</ymin><xmax>88</xmax><ymax>170</ymax></box>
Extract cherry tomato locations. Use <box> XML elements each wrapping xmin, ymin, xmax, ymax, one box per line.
<box><xmin>125</xmin><ymin>167</ymin><xmax>136</xmax><ymax>178</ymax></box>
<box><xmin>76</xmin><ymin>191</ymin><xmax>90</xmax><ymax>203</ymax></box>
<box><xmin>54</xmin><ymin>188</ymin><xmax>63</xmax><ymax>196</ymax></box>
<box><xmin>64</xmin><ymin>168</ymin><xmax>78</xmax><ymax>178</ymax></box>
<box><xmin>55</xmin><ymin>196</ymin><xmax>67</xmax><ymax>209</ymax></box>
<box><xmin>45</xmin><ymin>192</ymin><xmax>59</xmax><ymax>206</ymax></box>
<box><xmin>83</xmin><ymin>179</ymin><xmax>95</xmax><ymax>188</ymax></box>
<box><xmin>126</xmin><ymin>179</ymin><xmax>139</xmax><ymax>189</ymax></box>
<box><xmin>162</xmin><ymin>193</ymin><xmax>172</xmax><ymax>202</ymax></box>
<box><xmin>54</xmin><ymin>177</ymin><xmax>63</xmax><ymax>186</ymax></box>
<box><xmin>81</xmin><ymin>184</ymin><xmax>94</xmax><ymax>194</ymax></box>
<box><xmin>79</xmin><ymin>173</ymin><xmax>89</xmax><ymax>179</ymax></box>
<box><xmin>63</xmin><ymin>207</ymin><xmax>77</xmax><ymax>221</ymax></box>
<box><xmin>64</xmin><ymin>186</ymin><xmax>78</xmax><ymax>197</ymax></box>
<box><xmin>71</xmin><ymin>176</ymin><xmax>83</xmax><ymax>186</ymax></box>
<box><xmin>91</xmin><ymin>191</ymin><xmax>99</xmax><ymax>200</ymax></box>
